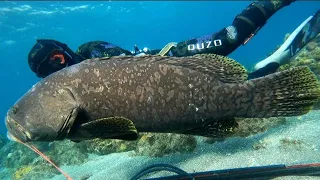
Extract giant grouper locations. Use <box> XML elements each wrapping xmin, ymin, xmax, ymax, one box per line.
<box><xmin>5</xmin><ymin>54</ymin><xmax>320</xmax><ymax>142</ymax></box>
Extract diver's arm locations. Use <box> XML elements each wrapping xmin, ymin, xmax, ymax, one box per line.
<box><xmin>156</xmin><ymin>0</ymin><xmax>295</xmax><ymax>57</ymax></box>
<box><xmin>75</xmin><ymin>41</ymin><xmax>133</xmax><ymax>60</ymax></box>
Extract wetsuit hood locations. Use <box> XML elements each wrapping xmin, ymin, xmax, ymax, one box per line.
<box><xmin>28</xmin><ymin>39</ymin><xmax>83</xmax><ymax>78</ymax></box>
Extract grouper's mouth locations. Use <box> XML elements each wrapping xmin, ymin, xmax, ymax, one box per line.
<box><xmin>5</xmin><ymin>116</ymin><xmax>74</xmax><ymax>180</ymax></box>
<box><xmin>5</xmin><ymin>116</ymin><xmax>31</xmax><ymax>142</ymax></box>
<box><xmin>7</xmin><ymin>132</ymin><xmax>20</xmax><ymax>142</ymax></box>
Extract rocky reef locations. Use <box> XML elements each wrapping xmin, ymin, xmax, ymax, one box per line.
<box><xmin>233</xmin><ymin>117</ymin><xmax>287</xmax><ymax>138</ymax></box>
<box><xmin>0</xmin><ymin>135</ymin><xmax>89</xmax><ymax>179</ymax></box>
<box><xmin>135</xmin><ymin>133</ymin><xmax>197</xmax><ymax>157</ymax></box>
<box><xmin>77</xmin><ymin>138</ymin><xmax>137</xmax><ymax>155</ymax></box>
<box><xmin>204</xmin><ymin>117</ymin><xmax>287</xmax><ymax>143</ymax></box>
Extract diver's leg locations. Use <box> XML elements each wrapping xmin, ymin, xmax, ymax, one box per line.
<box><xmin>154</xmin><ymin>0</ymin><xmax>295</xmax><ymax>57</ymax></box>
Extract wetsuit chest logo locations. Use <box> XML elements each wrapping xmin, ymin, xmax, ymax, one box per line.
<box><xmin>187</xmin><ymin>39</ymin><xmax>222</xmax><ymax>51</ymax></box>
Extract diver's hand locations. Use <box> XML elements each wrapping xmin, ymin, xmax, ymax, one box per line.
<box><xmin>248</xmin><ymin>62</ymin><xmax>280</xmax><ymax>80</ymax></box>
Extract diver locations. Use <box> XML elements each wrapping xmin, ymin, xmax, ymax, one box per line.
<box><xmin>28</xmin><ymin>0</ymin><xmax>296</xmax><ymax>78</ymax></box>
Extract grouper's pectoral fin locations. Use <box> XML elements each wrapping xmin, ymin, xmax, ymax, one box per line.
<box><xmin>69</xmin><ymin>117</ymin><xmax>138</xmax><ymax>141</ymax></box>
<box><xmin>182</xmin><ymin>117</ymin><xmax>238</xmax><ymax>139</ymax></box>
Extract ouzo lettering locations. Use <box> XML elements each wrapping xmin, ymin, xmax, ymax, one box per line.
<box><xmin>187</xmin><ymin>39</ymin><xmax>222</xmax><ymax>51</ymax></box>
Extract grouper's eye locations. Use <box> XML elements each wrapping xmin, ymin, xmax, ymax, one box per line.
<box><xmin>11</xmin><ymin>106</ymin><xmax>18</xmax><ymax>114</ymax></box>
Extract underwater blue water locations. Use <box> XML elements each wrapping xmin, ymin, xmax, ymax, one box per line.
<box><xmin>0</xmin><ymin>1</ymin><xmax>319</xmax><ymax>135</ymax></box>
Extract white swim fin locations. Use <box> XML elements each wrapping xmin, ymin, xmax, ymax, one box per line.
<box><xmin>249</xmin><ymin>9</ymin><xmax>320</xmax><ymax>79</ymax></box>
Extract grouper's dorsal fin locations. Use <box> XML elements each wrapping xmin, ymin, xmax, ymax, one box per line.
<box><xmin>182</xmin><ymin>117</ymin><xmax>238</xmax><ymax>139</ymax></box>
<box><xmin>164</xmin><ymin>54</ymin><xmax>248</xmax><ymax>83</ymax></box>
<box><xmin>68</xmin><ymin>116</ymin><xmax>138</xmax><ymax>141</ymax></box>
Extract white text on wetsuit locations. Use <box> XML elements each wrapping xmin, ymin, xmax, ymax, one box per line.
<box><xmin>187</xmin><ymin>40</ymin><xmax>222</xmax><ymax>51</ymax></box>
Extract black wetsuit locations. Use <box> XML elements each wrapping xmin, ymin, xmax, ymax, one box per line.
<box><xmin>74</xmin><ymin>1</ymin><xmax>294</xmax><ymax>61</ymax></box>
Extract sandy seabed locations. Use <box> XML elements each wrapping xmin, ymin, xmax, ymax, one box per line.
<box><xmin>50</xmin><ymin>110</ymin><xmax>320</xmax><ymax>180</ymax></box>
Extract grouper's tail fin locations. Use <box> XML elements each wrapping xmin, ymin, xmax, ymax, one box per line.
<box><xmin>243</xmin><ymin>66</ymin><xmax>320</xmax><ymax>118</ymax></box>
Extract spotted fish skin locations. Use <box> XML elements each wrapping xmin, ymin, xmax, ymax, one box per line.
<box><xmin>45</xmin><ymin>56</ymin><xmax>246</xmax><ymax>133</ymax></box>
<box><xmin>5</xmin><ymin>54</ymin><xmax>320</xmax><ymax>142</ymax></box>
